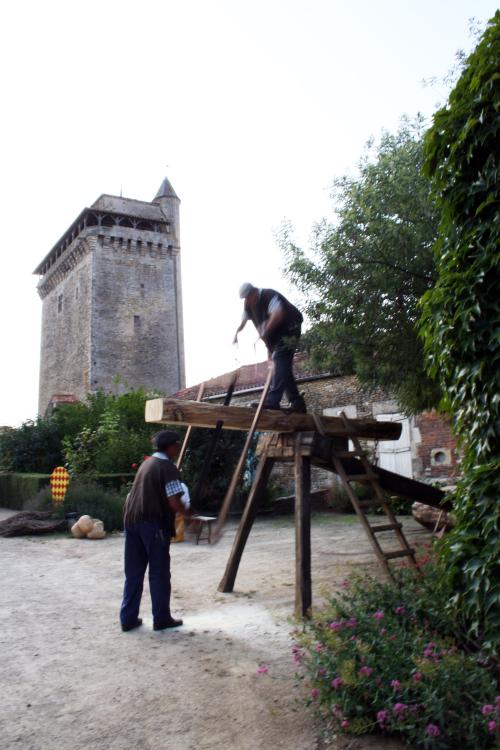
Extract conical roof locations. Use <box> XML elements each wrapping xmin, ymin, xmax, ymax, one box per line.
<box><xmin>154</xmin><ymin>176</ymin><xmax>179</xmax><ymax>201</ymax></box>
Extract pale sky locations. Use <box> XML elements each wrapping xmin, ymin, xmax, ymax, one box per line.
<box><xmin>0</xmin><ymin>0</ymin><xmax>497</xmax><ymax>426</ymax></box>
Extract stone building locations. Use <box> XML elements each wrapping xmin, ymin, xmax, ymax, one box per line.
<box><xmin>34</xmin><ymin>178</ymin><xmax>185</xmax><ymax>414</ymax></box>
<box><xmin>172</xmin><ymin>354</ymin><xmax>460</xmax><ymax>494</ymax></box>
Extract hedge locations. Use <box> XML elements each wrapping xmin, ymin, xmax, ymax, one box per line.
<box><xmin>0</xmin><ymin>473</ymin><xmax>51</xmax><ymax>510</ymax></box>
<box><xmin>0</xmin><ymin>473</ymin><xmax>135</xmax><ymax>511</ymax></box>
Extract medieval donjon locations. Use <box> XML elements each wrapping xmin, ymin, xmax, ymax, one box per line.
<box><xmin>34</xmin><ymin>178</ymin><xmax>185</xmax><ymax>415</ymax></box>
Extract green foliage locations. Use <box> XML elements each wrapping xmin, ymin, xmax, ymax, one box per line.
<box><xmin>279</xmin><ymin>117</ymin><xmax>442</xmax><ymax>413</ymax></box>
<box><xmin>180</xmin><ymin>428</ymin><xmax>251</xmax><ymax>513</ymax></box>
<box><xmin>0</xmin><ymin>473</ymin><xmax>51</xmax><ymax>510</ymax></box>
<box><xmin>294</xmin><ymin>565</ymin><xmax>499</xmax><ymax>748</ymax></box>
<box><xmin>0</xmin><ymin>387</ymin><xmax>161</xmax><ymax>476</ymax></box>
<box><xmin>420</xmin><ymin>12</ymin><xmax>500</xmax><ymax>651</ymax></box>
<box><xmin>29</xmin><ymin>482</ymin><xmax>125</xmax><ymax>531</ymax></box>
<box><xmin>0</xmin><ymin>420</ymin><xmax>63</xmax><ymax>473</ymax></box>
<box><xmin>62</xmin><ymin>388</ymin><xmax>156</xmax><ymax>475</ymax></box>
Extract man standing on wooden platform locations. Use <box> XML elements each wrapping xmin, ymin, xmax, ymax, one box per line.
<box><xmin>233</xmin><ymin>283</ymin><xmax>307</xmax><ymax>413</ymax></box>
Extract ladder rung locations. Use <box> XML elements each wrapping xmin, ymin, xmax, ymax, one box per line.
<box><xmin>370</xmin><ymin>523</ymin><xmax>403</xmax><ymax>533</ymax></box>
<box><xmin>383</xmin><ymin>549</ymin><xmax>415</xmax><ymax>560</ymax></box>
<box><xmin>346</xmin><ymin>474</ymin><xmax>378</xmax><ymax>482</ymax></box>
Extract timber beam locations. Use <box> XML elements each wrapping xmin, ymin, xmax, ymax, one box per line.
<box><xmin>145</xmin><ymin>398</ymin><xmax>402</xmax><ymax>441</ymax></box>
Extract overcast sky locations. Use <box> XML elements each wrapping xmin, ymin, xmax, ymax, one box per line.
<box><xmin>0</xmin><ymin>0</ymin><xmax>497</xmax><ymax>426</ymax></box>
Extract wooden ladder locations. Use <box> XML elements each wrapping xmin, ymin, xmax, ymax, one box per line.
<box><xmin>314</xmin><ymin>413</ymin><xmax>418</xmax><ymax>579</ymax></box>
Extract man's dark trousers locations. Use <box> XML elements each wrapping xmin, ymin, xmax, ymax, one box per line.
<box><xmin>266</xmin><ymin>345</ymin><xmax>301</xmax><ymax>409</ymax></box>
<box><xmin>120</xmin><ymin>520</ymin><xmax>171</xmax><ymax>627</ymax></box>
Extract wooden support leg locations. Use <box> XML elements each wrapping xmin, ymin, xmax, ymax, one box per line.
<box><xmin>217</xmin><ymin>452</ymin><xmax>275</xmax><ymax>593</ymax></box>
<box><xmin>295</xmin><ymin>441</ymin><xmax>312</xmax><ymax>619</ymax></box>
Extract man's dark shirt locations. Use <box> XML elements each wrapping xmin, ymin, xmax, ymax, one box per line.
<box><xmin>123</xmin><ymin>456</ymin><xmax>181</xmax><ymax>534</ymax></box>
<box><xmin>243</xmin><ymin>288</ymin><xmax>303</xmax><ymax>350</ymax></box>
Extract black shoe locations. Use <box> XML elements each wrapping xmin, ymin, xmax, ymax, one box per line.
<box><xmin>153</xmin><ymin>617</ymin><xmax>183</xmax><ymax>630</ymax></box>
<box><xmin>282</xmin><ymin>398</ymin><xmax>307</xmax><ymax>414</ymax></box>
<box><xmin>121</xmin><ymin>617</ymin><xmax>142</xmax><ymax>632</ymax></box>
<box><xmin>249</xmin><ymin>401</ymin><xmax>280</xmax><ymax>410</ymax></box>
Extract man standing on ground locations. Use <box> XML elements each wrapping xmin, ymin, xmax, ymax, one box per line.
<box><xmin>120</xmin><ymin>430</ymin><xmax>192</xmax><ymax>632</ymax></box>
<box><xmin>233</xmin><ymin>283</ymin><xmax>307</xmax><ymax>413</ymax></box>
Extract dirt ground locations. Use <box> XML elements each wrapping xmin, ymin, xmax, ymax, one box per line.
<box><xmin>0</xmin><ymin>508</ymin><xmax>429</xmax><ymax>750</ymax></box>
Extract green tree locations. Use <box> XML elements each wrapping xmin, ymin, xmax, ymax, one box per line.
<box><xmin>420</xmin><ymin>12</ymin><xmax>500</xmax><ymax>651</ymax></box>
<box><xmin>279</xmin><ymin>117</ymin><xmax>441</xmax><ymax>412</ymax></box>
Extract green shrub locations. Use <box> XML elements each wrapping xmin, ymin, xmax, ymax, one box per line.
<box><xmin>420</xmin><ymin>12</ymin><xmax>500</xmax><ymax>650</ymax></box>
<box><xmin>294</xmin><ymin>562</ymin><xmax>499</xmax><ymax>748</ymax></box>
<box><xmin>0</xmin><ymin>473</ymin><xmax>51</xmax><ymax>510</ymax></box>
<box><xmin>28</xmin><ymin>482</ymin><xmax>125</xmax><ymax>532</ymax></box>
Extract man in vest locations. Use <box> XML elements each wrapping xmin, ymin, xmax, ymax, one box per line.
<box><xmin>119</xmin><ymin>430</ymin><xmax>192</xmax><ymax>632</ymax></box>
<box><xmin>233</xmin><ymin>283</ymin><xmax>307</xmax><ymax>413</ymax></box>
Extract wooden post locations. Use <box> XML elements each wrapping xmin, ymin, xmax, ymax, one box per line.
<box><xmin>212</xmin><ymin>364</ymin><xmax>274</xmax><ymax>539</ymax></box>
<box><xmin>217</xmin><ymin>449</ymin><xmax>275</xmax><ymax>592</ymax></box>
<box><xmin>176</xmin><ymin>381</ymin><xmax>206</xmax><ymax>469</ymax></box>
<box><xmin>294</xmin><ymin>435</ymin><xmax>312</xmax><ymax>619</ymax></box>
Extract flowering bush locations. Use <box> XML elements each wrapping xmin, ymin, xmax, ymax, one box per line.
<box><xmin>293</xmin><ymin>567</ymin><xmax>499</xmax><ymax>748</ymax></box>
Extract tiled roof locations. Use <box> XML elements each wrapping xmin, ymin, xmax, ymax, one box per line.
<box><xmin>170</xmin><ymin>353</ymin><xmax>332</xmax><ymax>400</ymax></box>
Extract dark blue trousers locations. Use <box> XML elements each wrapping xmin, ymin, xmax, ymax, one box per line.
<box><xmin>266</xmin><ymin>346</ymin><xmax>301</xmax><ymax>409</ymax></box>
<box><xmin>120</xmin><ymin>521</ymin><xmax>171</xmax><ymax>627</ymax></box>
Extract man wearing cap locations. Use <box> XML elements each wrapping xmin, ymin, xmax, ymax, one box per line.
<box><xmin>233</xmin><ymin>283</ymin><xmax>307</xmax><ymax>413</ymax></box>
<box><xmin>119</xmin><ymin>430</ymin><xmax>192</xmax><ymax>632</ymax></box>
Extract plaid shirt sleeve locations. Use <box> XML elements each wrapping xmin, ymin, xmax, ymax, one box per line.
<box><xmin>165</xmin><ymin>479</ymin><xmax>184</xmax><ymax>498</ymax></box>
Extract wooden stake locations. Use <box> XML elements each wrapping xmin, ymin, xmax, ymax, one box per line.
<box><xmin>294</xmin><ymin>435</ymin><xmax>312</xmax><ymax>618</ymax></box>
<box><xmin>217</xmin><ymin>448</ymin><xmax>275</xmax><ymax>592</ymax></box>
<box><xmin>212</xmin><ymin>364</ymin><xmax>274</xmax><ymax>540</ymax></box>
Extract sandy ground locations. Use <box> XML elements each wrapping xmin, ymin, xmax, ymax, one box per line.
<box><xmin>0</xmin><ymin>508</ymin><xmax>429</xmax><ymax>750</ymax></box>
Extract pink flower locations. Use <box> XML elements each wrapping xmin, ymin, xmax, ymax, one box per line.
<box><xmin>359</xmin><ymin>666</ymin><xmax>373</xmax><ymax>677</ymax></box>
<box><xmin>488</xmin><ymin>720</ymin><xmax>498</xmax><ymax>734</ymax></box>
<box><xmin>380</xmin><ymin>628</ymin><xmax>387</xmax><ymax>636</ymax></box>
<box><xmin>423</xmin><ymin>641</ymin><xmax>437</xmax><ymax>658</ymax></box>
<box><xmin>390</xmin><ymin>679</ymin><xmax>401</xmax><ymax>691</ymax></box>
<box><xmin>331</xmin><ymin>677</ymin><xmax>343</xmax><ymax>690</ymax></box>
<box><xmin>425</xmin><ymin>723</ymin><xmax>441</xmax><ymax>738</ymax></box>
<box><xmin>340</xmin><ymin>719</ymin><xmax>349</xmax><ymax>729</ymax></box>
<box><xmin>329</xmin><ymin>621</ymin><xmax>342</xmax><ymax>631</ymax></box>
<box><xmin>377</xmin><ymin>709</ymin><xmax>390</xmax><ymax>727</ymax></box>
<box><xmin>315</xmin><ymin>643</ymin><xmax>324</xmax><ymax>652</ymax></box>
<box><xmin>346</xmin><ymin>617</ymin><xmax>357</xmax><ymax>628</ymax></box>
<box><xmin>496</xmin><ymin>696</ymin><xmax>500</xmax><ymax>704</ymax></box>
<box><xmin>341</xmin><ymin>579</ymin><xmax>350</xmax><ymax>588</ymax></box>
<box><xmin>372</xmin><ymin>610</ymin><xmax>385</xmax><ymax>620</ymax></box>
<box><xmin>393</xmin><ymin>702</ymin><xmax>408</xmax><ymax>717</ymax></box>
<box><xmin>482</xmin><ymin>704</ymin><xmax>495</xmax><ymax>715</ymax></box>
<box><xmin>256</xmin><ymin>665</ymin><xmax>269</xmax><ymax>674</ymax></box>
<box><xmin>310</xmin><ymin>688</ymin><xmax>319</xmax><ymax>698</ymax></box>
<box><xmin>412</xmin><ymin>672</ymin><xmax>423</xmax><ymax>683</ymax></box>
<box><xmin>394</xmin><ymin>606</ymin><xmax>406</xmax><ymax>615</ymax></box>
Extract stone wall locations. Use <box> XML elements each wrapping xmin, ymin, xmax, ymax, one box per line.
<box><xmin>415</xmin><ymin>411</ymin><xmax>460</xmax><ymax>484</ymax></box>
<box><xmin>38</xmin><ymin>245</ymin><xmax>93</xmax><ymax>411</ymax></box>
<box><xmin>92</xmin><ymin>231</ymin><xmax>184</xmax><ymax>396</ymax></box>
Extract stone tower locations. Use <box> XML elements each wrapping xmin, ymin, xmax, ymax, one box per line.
<box><xmin>35</xmin><ymin>178</ymin><xmax>185</xmax><ymax>415</ymax></box>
